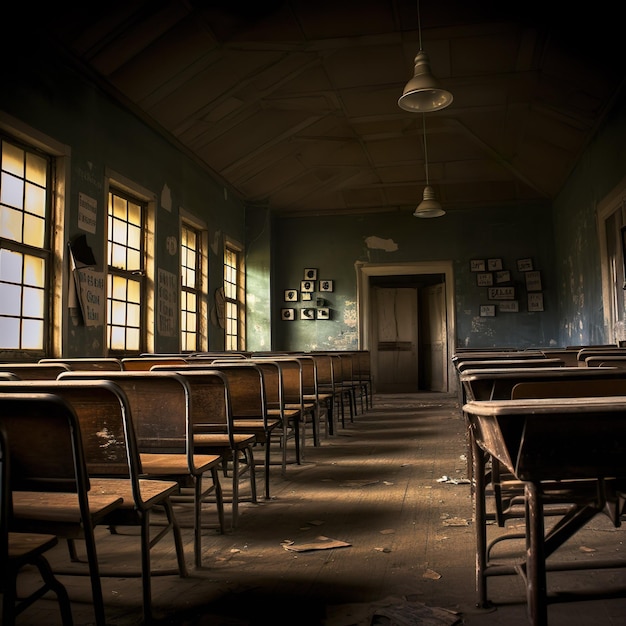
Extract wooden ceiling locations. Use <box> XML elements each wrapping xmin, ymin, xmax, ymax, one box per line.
<box><xmin>22</xmin><ymin>0</ymin><xmax>625</xmax><ymax>217</ymax></box>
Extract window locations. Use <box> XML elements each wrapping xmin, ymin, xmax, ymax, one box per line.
<box><xmin>224</xmin><ymin>240</ymin><xmax>245</xmax><ymax>350</ymax></box>
<box><xmin>181</xmin><ymin>222</ymin><xmax>202</xmax><ymax>351</ymax></box>
<box><xmin>598</xmin><ymin>183</ymin><xmax>626</xmax><ymax>343</ymax></box>
<box><xmin>107</xmin><ymin>188</ymin><xmax>145</xmax><ymax>353</ymax></box>
<box><xmin>0</xmin><ymin>135</ymin><xmax>51</xmax><ymax>354</ymax></box>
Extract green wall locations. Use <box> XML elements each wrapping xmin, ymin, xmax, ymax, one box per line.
<box><xmin>271</xmin><ymin>205</ymin><xmax>559</xmax><ymax>351</ymax></box>
<box><xmin>553</xmin><ymin>86</ymin><xmax>626</xmax><ymax>347</ymax></box>
<box><xmin>1</xmin><ymin>47</ymin><xmax>247</xmax><ymax>356</ymax></box>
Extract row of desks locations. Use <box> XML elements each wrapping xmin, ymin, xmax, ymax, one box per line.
<box><xmin>453</xmin><ymin>353</ymin><xmax>626</xmax><ymax>626</ymax></box>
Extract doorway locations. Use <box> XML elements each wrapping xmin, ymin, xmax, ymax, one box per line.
<box><xmin>355</xmin><ymin>261</ymin><xmax>456</xmax><ymax>394</ymax></box>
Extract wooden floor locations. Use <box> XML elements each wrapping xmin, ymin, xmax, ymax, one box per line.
<box><xmin>13</xmin><ymin>393</ymin><xmax>626</xmax><ymax>625</ymax></box>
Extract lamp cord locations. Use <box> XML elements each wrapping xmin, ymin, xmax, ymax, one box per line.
<box><xmin>417</xmin><ymin>0</ymin><xmax>423</xmax><ymax>51</ymax></box>
<box><xmin>422</xmin><ymin>112</ymin><xmax>429</xmax><ymax>186</ymax></box>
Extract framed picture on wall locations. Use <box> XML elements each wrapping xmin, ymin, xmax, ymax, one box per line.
<box><xmin>476</xmin><ymin>272</ymin><xmax>493</xmax><ymax>286</ymax></box>
<box><xmin>316</xmin><ymin>307</ymin><xmax>330</xmax><ymax>320</ymax></box>
<box><xmin>487</xmin><ymin>258</ymin><xmax>503</xmax><ymax>271</ymax></box>
<box><xmin>495</xmin><ymin>270</ymin><xmax>511</xmax><ymax>284</ymax></box>
<box><xmin>517</xmin><ymin>258</ymin><xmax>534</xmax><ymax>272</ymax></box>
<box><xmin>281</xmin><ymin>308</ymin><xmax>295</xmax><ymax>320</ymax></box>
<box><xmin>301</xmin><ymin>292</ymin><xmax>312</xmax><ymax>301</ymax></box>
<box><xmin>470</xmin><ymin>259</ymin><xmax>486</xmax><ymax>272</ymax></box>
<box><xmin>319</xmin><ymin>279</ymin><xmax>334</xmax><ymax>292</ymax></box>
<box><xmin>300</xmin><ymin>308</ymin><xmax>316</xmax><ymax>320</ymax></box>
<box><xmin>479</xmin><ymin>304</ymin><xmax>496</xmax><ymax>317</ymax></box>
<box><xmin>499</xmin><ymin>301</ymin><xmax>519</xmax><ymax>313</ymax></box>
<box><xmin>528</xmin><ymin>292</ymin><xmax>544</xmax><ymax>311</ymax></box>
<box><xmin>301</xmin><ymin>280</ymin><xmax>316</xmax><ymax>292</ymax></box>
<box><xmin>525</xmin><ymin>270</ymin><xmax>542</xmax><ymax>291</ymax></box>
<box><xmin>284</xmin><ymin>289</ymin><xmax>298</xmax><ymax>302</ymax></box>
<box><xmin>303</xmin><ymin>268</ymin><xmax>318</xmax><ymax>280</ymax></box>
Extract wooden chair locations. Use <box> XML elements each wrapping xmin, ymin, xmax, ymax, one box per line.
<box><xmin>149</xmin><ymin>367</ymin><xmax>258</xmax><ymax>529</ymax></box>
<box><xmin>121</xmin><ymin>356</ymin><xmax>189</xmax><ymax>370</ymax></box>
<box><xmin>0</xmin><ymin>401</ymin><xmax>74</xmax><ymax>626</ymax></box>
<box><xmin>0</xmin><ymin>362</ymin><xmax>71</xmax><ymax>379</ymax></box>
<box><xmin>57</xmin><ymin>370</ymin><xmax>225</xmax><ymax>568</ymax></box>
<box><xmin>0</xmin><ymin>378</ymin><xmax>189</xmax><ymax>624</ymax></box>
<box><xmin>0</xmin><ymin>391</ymin><xmax>123</xmax><ymax>626</ymax></box>
<box><xmin>39</xmin><ymin>357</ymin><xmax>123</xmax><ymax>370</ymax></box>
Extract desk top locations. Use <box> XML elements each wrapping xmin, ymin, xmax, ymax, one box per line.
<box><xmin>464</xmin><ymin>397</ymin><xmax>626</xmax><ymax>481</ymax></box>
<box><xmin>459</xmin><ymin>366</ymin><xmax>626</xmax><ymax>380</ymax></box>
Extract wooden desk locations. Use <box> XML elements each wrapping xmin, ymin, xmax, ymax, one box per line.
<box><xmin>463</xmin><ymin>397</ymin><xmax>626</xmax><ymax>626</ymax></box>
<box><xmin>460</xmin><ymin>365</ymin><xmax>626</xmax><ymax>401</ymax></box>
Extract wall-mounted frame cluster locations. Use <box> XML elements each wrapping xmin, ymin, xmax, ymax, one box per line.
<box><xmin>281</xmin><ymin>268</ymin><xmax>334</xmax><ymax>321</ymax></box>
<box><xmin>471</xmin><ymin>256</ymin><xmax>544</xmax><ymax>316</ymax></box>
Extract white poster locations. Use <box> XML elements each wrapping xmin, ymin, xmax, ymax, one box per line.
<box><xmin>73</xmin><ymin>266</ymin><xmax>105</xmax><ymax>326</ymax></box>
<box><xmin>78</xmin><ymin>192</ymin><xmax>97</xmax><ymax>233</ymax></box>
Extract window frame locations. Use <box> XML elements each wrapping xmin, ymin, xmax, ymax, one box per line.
<box><xmin>104</xmin><ymin>173</ymin><xmax>155</xmax><ymax>356</ymax></box>
<box><xmin>223</xmin><ymin>236</ymin><xmax>245</xmax><ymax>351</ymax></box>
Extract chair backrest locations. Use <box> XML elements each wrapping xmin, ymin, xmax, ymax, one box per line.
<box><xmin>0</xmin><ymin>392</ymin><xmax>91</xmax><ymax>496</ymax></box>
<box><xmin>121</xmin><ymin>357</ymin><xmax>189</xmax><ymax>371</ymax></box>
<box><xmin>39</xmin><ymin>357</ymin><xmax>123</xmax><ymax>371</ymax></box>
<box><xmin>57</xmin><ymin>371</ymin><xmax>190</xmax><ymax>455</ymax></box>
<box><xmin>0</xmin><ymin>363</ymin><xmax>71</xmax><ymax>379</ymax></box>
<box><xmin>511</xmin><ymin>377</ymin><xmax>626</xmax><ymax>399</ymax></box>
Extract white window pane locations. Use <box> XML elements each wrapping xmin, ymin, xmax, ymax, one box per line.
<box><xmin>127</xmin><ymin>279</ymin><xmax>141</xmax><ymax>304</ymax></box>
<box><xmin>112</xmin><ymin>217</ymin><xmax>127</xmax><ymax>245</ymax></box>
<box><xmin>0</xmin><ymin>172</ymin><xmax>24</xmax><ymax>209</ymax></box>
<box><xmin>0</xmin><ymin>284</ymin><xmax>21</xmax><ymax>315</ymax></box>
<box><xmin>112</xmin><ymin>195</ymin><xmax>126</xmax><ymax>220</ymax></box>
<box><xmin>23</xmin><ymin>255</ymin><xmax>45</xmax><ymax>287</ymax></box>
<box><xmin>127</xmin><ymin>302</ymin><xmax>141</xmax><ymax>327</ymax></box>
<box><xmin>111</xmin><ymin>275</ymin><xmax>127</xmax><ymax>300</ymax></box>
<box><xmin>2</xmin><ymin>142</ymin><xmax>24</xmax><ymax>177</ymax></box>
<box><xmin>0</xmin><ymin>316</ymin><xmax>20</xmax><ymax>348</ymax></box>
<box><xmin>111</xmin><ymin>243</ymin><xmax>126</xmax><ymax>269</ymax></box>
<box><xmin>0</xmin><ymin>249</ymin><xmax>23</xmax><ymax>283</ymax></box>
<box><xmin>126</xmin><ymin>327</ymin><xmax>140</xmax><ymax>350</ymax></box>
<box><xmin>25</xmin><ymin>152</ymin><xmax>47</xmax><ymax>187</ymax></box>
<box><xmin>23</xmin><ymin>213</ymin><xmax>45</xmax><ymax>248</ymax></box>
<box><xmin>128</xmin><ymin>202</ymin><xmax>141</xmax><ymax>225</ymax></box>
<box><xmin>111</xmin><ymin>300</ymin><xmax>127</xmax><ymax>325</ymax></box>
<box><xmin>21</xmin><ymin>318</ymin><xmax>43</xmax><ymax>349</ymax></box>
<box><xmin>23</xmin><ymin>286</ymin><xmax>44</xmax><ymax>318</ymax></box>
<box><xmin>110</xmin><ymin>325</ymin><xmax>126</xmax><ymax>350</ymax></box>
<box><xmin>0</xmin><ymin>205</ymin><xmax>23</xmax><ymax>241</ymax></box>
<box><xmin>128</xmin><ymin>223</ymin><xmax>141</xmax><ymax>250</ymax></box>
<box><xmin>127</xmin><ymin>248</ymin><xmax>141</xmax><ymax>271</ymax></box>
<box><xmin>25</xmin><ymin>182</ymin><xmax>46</xmax><ymax>218</ymax></box>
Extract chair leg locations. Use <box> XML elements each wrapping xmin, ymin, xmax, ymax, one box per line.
<box><xmin>264</xmin><ymin>439</ymin><xmax>271</xmax><ymax>500</ymax></box>
<box><xmin>34</xmin><ymin>555</ymin><xmax>74</xmax><ymax>626</ymax></box>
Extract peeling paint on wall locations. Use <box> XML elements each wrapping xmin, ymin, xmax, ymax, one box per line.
<box><xmin>364</xmin><ymin>235</ymin><xmax>398</xmax><ymax>252</ymax></box>
<box><xmin>343</xmin><ymin>299</ymin><xmax>357</xmax><ymax>328</ymax></box>
<box><xmin>470</xmin><ymin>316</ymin><xmax>496</xmax><ymax>338</ymax></box>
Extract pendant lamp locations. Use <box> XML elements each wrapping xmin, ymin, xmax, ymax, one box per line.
<box><xmin>414</xmin><ymin>113</ymin><xmax>445</xmax><ymax>218</ymax></box>
<box><xmin>398</xmin><ymin>1</ymin><xmax>453</xmax><ymax>113</ymax></box>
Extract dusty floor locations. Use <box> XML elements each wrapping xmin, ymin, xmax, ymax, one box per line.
<box><xmin>13</xmin><ymin>393</ymin><xmax>626</xmax><ymax>625</ymax></box>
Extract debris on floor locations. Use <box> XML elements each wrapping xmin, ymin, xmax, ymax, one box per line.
<box><xmin>436</xmin><ymin>475</ymin><xmax>471</xmax><ymax>485</ymax></box>
<box><xmin>281</xmin><ymin>536</ymin><xmax>352</xmax><ymax>552</ymax></box>
<box><xmin>324</xmin><ymin>595</ymin><xmax>461</xmax><ymax>626</ymax></box>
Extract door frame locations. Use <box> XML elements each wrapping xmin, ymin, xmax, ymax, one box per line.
<box><xmin>355</xmin><ymin>260</ymin><xmax>456</xmax><ymax>394</ymax></box>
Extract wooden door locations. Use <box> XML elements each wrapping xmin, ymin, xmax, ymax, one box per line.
<box><xmin>372</xmin><ymin>287</ymin><xmax>418</xmax><ymax>392</ymax></box>
<box><xmin>420</xmin><ymin>283</ymin><xmax>447</xmax><ymax>391</ymax></box>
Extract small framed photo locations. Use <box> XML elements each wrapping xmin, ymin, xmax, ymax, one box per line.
<box><xmin>525</xmin><ymin>270</ymin><xmax>542</xmax><ymax>291</ymax></box>
<box><xmin>487</xmin><ymin>258</ymin><xmax>503</xmax><ymax>271</ymax></box>
<box><xmin>284</xmin><ymin>289</ymin><xmax>298</xmax><ymax>302</ymax></box>
<box><xmin>301</xmin><ymin>280</ymin><xmax>316</xmax><ymax>292</ymax></box>
<box><xmin>479</xmin><ymin>304</ymin><xmax>496</xmax><ymax>317</ymax></box>
<box><xmin>303</xmin><ymin>268</ymin><xmax>318</xmax><ymax>280</ymax></box>
<box><xmin>499</xmin><ymin>301</ymin><xmax>519</xmax><ymax>313</ymax></box>
<box><xmin>528</xmin><ymin>292</ymin><xmax>544</xmax><ymax>312</ymax></box>
<box><xmin>470</xmin><ymin>259</ymin><xmax>486</xmax><ymax>272</ymax></box>
<box><xmin>319</xmin><ymin>279</ymin><xmax>334</xmax><ymax>292</ymax></box>
<box><xmin>301</xmin><ymin>292</ymin><xmax>312</xmax><ymax>301</ymax></box>
<box><xmin>476</xmin><ymin>272</ymin><xmax>493</xmax><ymax>286</ymax></box>
<box><xmin>315</xmin><ymin>297</ymin><xmax>325</xmax><ymax>307</ymax></box>
<box><xmin>517</xmin><ymin>258</ymin><xmax>534</xmax><ymax>272</ymax></box>
<box><xmin>495</xmin><ymin>270</ymin><xmax>511</xmax><ymax>284</ymax></box>
<box><xmin>316</xmin><ymin>307</ymin><xmax>330</xmax><ymax>320</ymax></box>
<box><xmin>281</xmin><ymin>308</ymin><xmax>295</xmax><ymax>321</ymax></box>
<box><xmin>488</xmin><ymin>286</ymin><xmax>515</xmax><ymax>300</ymax></box>
<box><xmin>300</xmin><ymin>308</ymin><xmax>316</xmax><ymax>320</ymax></box>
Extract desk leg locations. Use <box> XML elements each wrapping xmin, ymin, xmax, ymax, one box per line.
<box><xmin>473</xmin><ymin>437</ymin><xmax>490</xmax><ymax>608</ymax></box>
<box><xmin>525</xmin><ymin>482</ymin><xmax>548</xmax><ymax>626</ymax></box>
